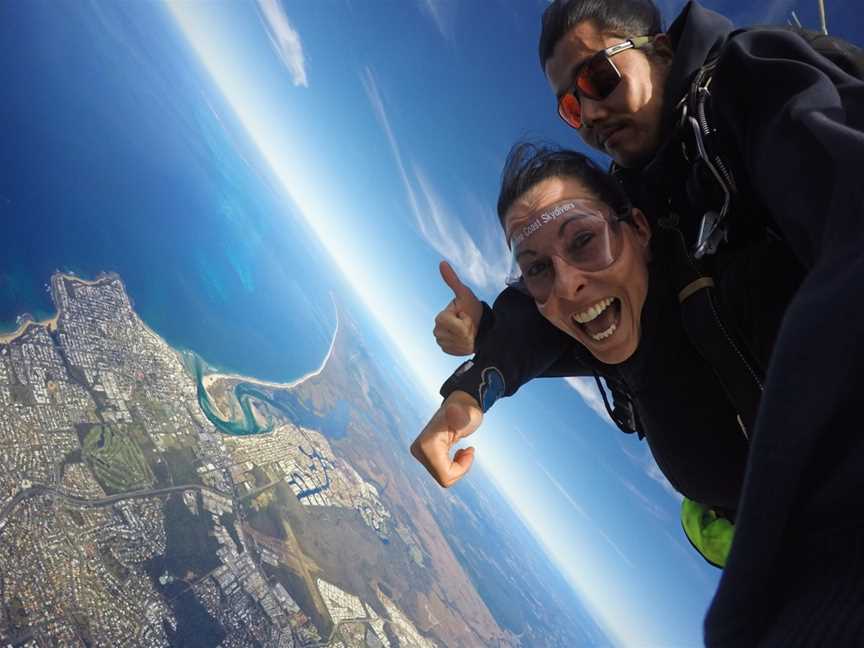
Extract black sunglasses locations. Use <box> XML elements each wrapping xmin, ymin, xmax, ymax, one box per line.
<box><xmin>557</xmin><ymin>35</ymin><xmax>653</xmax><ymax>129</ymax></box>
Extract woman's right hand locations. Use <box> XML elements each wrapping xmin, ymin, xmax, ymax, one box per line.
<box><xmin>433</xmin><ymin>261</ymin><xmax>483</xmax><ymax>356</ymax></box>
<box><xmin>410</xmin><ymin>390</ymin><xmax>482</xmax><ymax>487</ymax></box>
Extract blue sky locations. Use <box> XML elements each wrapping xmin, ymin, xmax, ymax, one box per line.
<box><xmin>166</xmin><ymin>1</ymin><xmax>860</xmax><ymax>645</ymax></box>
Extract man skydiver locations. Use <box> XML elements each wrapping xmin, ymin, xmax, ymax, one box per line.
<box><xmin>410</xmin><ymin>1</ymin><xmax>864</xmax><ymax>645</ymax></box>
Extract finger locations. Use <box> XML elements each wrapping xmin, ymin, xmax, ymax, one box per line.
<box><xmin>433</xmin><ymin>307</ymin><xmax>455</xmax><ymax>329</ymax></box>
<box><xmin>439</xmin><ymin>261</ymin><xmax>475</xmax><ymax>305</ymax></box>
<box><xmin>434</xmin><ymin>336</ymin><xmax>473</xmax><ymax>356</ymax></box>
<box><xmin>434</xmin><ymin>311</ymin><xmax>471</xmax><ymax>337</ymax></box>
<box><xmin>434</xmin><ymin>333</ymin><xmax>472</xmax><ymax>355</ymax></box>
<box><xmin>453</xmin><ymin>447</ymin><xmax>475</xmax><ymax>470</ymax></box>
<box><xmin>445</xmin><ymin>447</ymin><xmax>475</xmax><ymax>484</ymax></box>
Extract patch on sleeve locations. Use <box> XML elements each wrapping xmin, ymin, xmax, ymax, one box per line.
<box><xmin>478</xmin><ymin>367</ymin><xmax>505</xmax><ymax>413</ymax></box>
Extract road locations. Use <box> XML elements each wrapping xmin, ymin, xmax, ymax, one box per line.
<box><xmin>0</xmin><ymin>482</ymin><xmax>232</xmax><ymax>525</ymax></box>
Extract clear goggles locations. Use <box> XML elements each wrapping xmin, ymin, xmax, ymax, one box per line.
<box><xmin>505</xmin><ymin>199</ymin><xmax>631</xmax><ymax>303</ymax></box>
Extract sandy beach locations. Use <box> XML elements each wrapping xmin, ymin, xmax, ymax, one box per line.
<box><xmin>55</xmin><ymin>272</ymin><xmax>109</xmax><ymax>287</ymax></box>
<box><xmin>202</xmin><ymin>309</ymin><xmax>340</xmax><ymax>394</ymax></box>
<box><xmin>0</xmin><ymin>272</ymin><xmax>118</xmax><ymax>345</ymax></box>
<box><xmin>0</xmin><ymin>314</ymin><xmax>59</xmax><ymax>345</ymax></box>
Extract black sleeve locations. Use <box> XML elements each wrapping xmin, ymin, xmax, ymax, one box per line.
<box><xmin>439</xmin><ymin>287</ymin><xmax>585</xmax><ymax>411</ymax></box>
<box><xmin>704</xmin><ymin>30</ymin><xmax>864</xmax><ymax>645</ymax></box>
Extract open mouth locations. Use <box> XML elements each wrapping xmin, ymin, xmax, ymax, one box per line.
<box><xmin>572</xmin><ymin>297</ymin><xmax>621</xmax><ymax>342</ymax></box>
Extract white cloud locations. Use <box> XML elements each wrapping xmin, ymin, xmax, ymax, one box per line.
<box><xmin>360</xmin><ymin>67</ymin><xmax>421</xmax><ymax>219</ymax></box>
<box><xmin>360</xmin><ymin>66</ymin><xmax>510</xmax><ymax>293</ymax></box>
<box><xmin>644</xmin><ymin>455</ymin><xmax>683</xmax><ymax>502</ymax></box>
<box><xmin>419</xmin><ymin>0</ymin><xmax>452</xmax><ymax>42</ymax></box>
<box><xmin>255</xmin><ymin>0</ymin><xmax>308</xmax><ymax>87</ymax></box>
<box><xmin>413</xmin><ymin>168</ymin><xmax>511</xmax><ymax>291</ymax></box>
<box><xmin>619</xmin><ymin>440</ymin><xmax>683</xmax><ymax>504</ymax></box>
<box><xmin>512</xmin><ymin>425</ymin><xmax>537</xmax><ymax>453</ymax></box>
<box><xmin>537</xmin><ymin>462</ymin><xmax>635</xmax><ymax>569</ymax></box>
<box><xmin>618</xmin><ymin>477</ymin><xmax>673</xmax><ymax>522</ymax></box>
<box><xmin>564</xmin><ymin>376</ymin><xmax>614</xmax><ymax>426</ymax></box>
<box><xmin>536</xmin><ymin>462</ymin><xmax>590</xmax><ymax>520</ymax></box>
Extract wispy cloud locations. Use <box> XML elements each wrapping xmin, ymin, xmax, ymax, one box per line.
<box><xmin>513</xmin><ymin>425</ymin><xmax>537</xmax><ymax>453</ymax></box>
<box><xmin>662</xmin><ymin>529</ymin><xmax>719</xmax><ymax>587</ymax></box>
<box><xmin>255</xmin><ymin>0</ymin><xmax>308</xmax><ymax>87</ymax></box>
<box><xmin>564</xmin><ymin>377</ymin><xmax>614</xmax><ymax>426</ymax></box>
<box><xmin>419</xmin><ymin>0</ymin><xmax>453</xmax><ymax>42</ymax></box>
<box><xmin>537</xmin><ymin>462</ymin><xmax>590</xmax><ymax>520</ymax></box>
<box><xmin>413</xmin><ymin>168</ymin><xmax>510</xmax><ymax>290</ymax></box>
<box><xmin>644</xmin><ymin>456</ymin><xmax>682</xmax><ymax>502</ymax></box>
<box><xmin>536</xmin><ymin>462</ymin><xmax>635</xmax><ymax>568</ymax></box>
<box><xmin>619</xmin><ymin>440</ymin><xmax>683</xmax><ymax>504</ymax></box>
<box><xmin>360</xmin><ymin>66</ymin><xmax>510</xmax><ymax>292</ymax></box>
<box><xmin>618</xmin><ymin>477</ymin><xmax>674</xmax><ymax>522</ymax></box>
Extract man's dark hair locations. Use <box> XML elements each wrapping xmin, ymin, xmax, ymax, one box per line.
<box><xmin>539</xmin><ymin>0</ymin><xmax>663</xmax><ymax>69</ymax></box>
<box><xmin>497</xmin><ymin>142</ymin><xmax>631</xmax><ymax>226</ymax></box>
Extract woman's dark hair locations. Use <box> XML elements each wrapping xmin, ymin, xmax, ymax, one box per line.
<box><xmin>539</xmin><ymin>0</ymin><xmax>663</xmax><ymax>69</ymax></box>
<box><xmin>497</xmin><ymin>142</ymin><xmax>631</xmax><ymax>226</ymax></box>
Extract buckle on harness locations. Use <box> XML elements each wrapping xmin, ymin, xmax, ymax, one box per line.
<box><xmin>687</xmin><ymin>109</ymin><xmax>732</xmax><ymax>258</ymax></box>
<box><xmin>677</xmin><ymin>54</ymin><xmax>737</xmax><ymax>259</ymax></box>
<box><xmin>694</xmin><ymin>209</ymin><xmax>727</xmax><ymax>257</ymax></box>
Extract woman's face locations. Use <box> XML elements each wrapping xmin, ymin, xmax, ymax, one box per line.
<box><xmin>505</xmin><ymin>176</ymin><xmax>651</xmax><ymax>364</ymax></box>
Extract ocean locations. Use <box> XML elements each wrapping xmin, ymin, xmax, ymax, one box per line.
<box><xmin>0</xmin><ymin>1</ymin><xmax>337</xmax><ymax>383</ymax></box>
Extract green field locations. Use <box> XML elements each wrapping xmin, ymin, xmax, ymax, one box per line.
<box><xmin>82</xmin><ymin>424</ymin><xmax>153</xmax><ymax>493</ymax></box>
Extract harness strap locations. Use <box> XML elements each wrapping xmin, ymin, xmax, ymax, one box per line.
<box><xmin>666</xmin><ymin>228</ymin><xmax>763</xmax><ymax>439</ymax></box>
<box><xmin>678</xmin><ymin>277</ymin><xmax>715</xmax><ymax>302</ymax></box>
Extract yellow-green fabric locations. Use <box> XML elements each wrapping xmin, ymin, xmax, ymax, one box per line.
<box><xmin>680</xmin><ymin>498</ymin><xmax>735</xmax><ymax>568</ymax></box>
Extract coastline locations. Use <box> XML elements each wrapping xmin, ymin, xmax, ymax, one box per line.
<box><xmin>202</xmin><ymin>297</ymin><xmax>340</xmax><ymax>394</ymax></box>
<box><xmin>0</xmin><ymin>315</ymin><xmax>59</xmax><ymax>345</ymax></box>
<box><xmin>0</xmin><ymin>272</ymin><xmax>113</xmax><ymax>345</ymax></box>
<box><xmin>2</xmin><ymin>271</ymin><xmax>340</xmax><ymax>402</ymax></box>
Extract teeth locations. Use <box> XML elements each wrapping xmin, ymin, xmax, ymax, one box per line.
<box><xmin>574</xmin><ymin>297</ymin><xmax>615</xmax><ymax>324</ymax></box>
<box><xmin>591</xmin><ymin>322</ymin><xmax>618</xmax><ymax>341</ymax></box>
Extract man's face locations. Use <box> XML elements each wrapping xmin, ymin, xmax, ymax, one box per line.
<box><xmin>545</xmin><ymin>21</ymin><xmax>668</xmax><ymax>168</ymax></box>
<box><xmin>505</xmin><ymin>176</ymin><xmax>651</xmax><ymax>364</ymax></box>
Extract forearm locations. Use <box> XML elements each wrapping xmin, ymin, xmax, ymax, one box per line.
<box><xmin>440</xmin><ymin>287</ymin><xmax>576</xmax><ymax>410</ymax></box>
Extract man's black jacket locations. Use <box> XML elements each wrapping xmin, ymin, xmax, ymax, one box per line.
<box><xmin>440</xmin><ymin>2</ymin><xmax>864</xmax><ymax>645</ymax></box>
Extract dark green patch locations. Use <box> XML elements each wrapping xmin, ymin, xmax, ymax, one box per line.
<box><xmin>7</xmin><ymin>594</ymin><xmax>29</xmax><ymax>634</ymax></box>
<box><xmin>145</xmin><ymin>493</ymin><xmax>220</xmax><ymax>581</ymax></box>
<box><xmin>165</xmin><ymin>588</ymin><xmax>225</xmax><ymax>648</ymax></box>
<box><xmin>67</xmin><ymin>509</ymin><xmax>85</xmax><ymax>526</ymax></box>
<box><xmin>162</xmin><ymin>447</ymin><xmax>202</xmax><ymax>486</ymax></box>
<box><xmin>99</xmin><ymin>546</ymin><xmax>130</xmax><ymax>583</ymax></box>
<box><xmin>219</xmin><ymin>512</ymin><xmax>243</xmax><ymax>553</ymax></box>
<box><xmin>8</xmin><ymin>383</ymin><xmax>34</xmax><ymax>406</ymax></box>
<box><xmin>81</xmin><ymin>424</ymin><xmax>152</xmax><ymax>493</ymax></box>
<box><xmin>69</xmin><ymin>611</ymin><xmax>94</xmax><ymax>645</ymax></box>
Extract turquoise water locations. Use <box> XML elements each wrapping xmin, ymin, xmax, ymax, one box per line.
<box><xmin>193</xmin><ymin>356</ymin><xmax>276</xmax><ymax>436</ymax></box>
<box><xmin>191</xmin><ymin>351</ymin><xmax>351</xmax><ymax>439</ymax></box>
<box><xmin>0</xmin><ymin>2</ymin><xmax>336</xmax><ymax>383</ymax></box>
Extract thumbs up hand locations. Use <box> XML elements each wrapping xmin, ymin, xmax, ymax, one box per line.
<box><xmin>410</xmin><ymin>390</ymin><xmax>482</xmax><ymax>488</ymax></box>
<box><xmin>433</xmin><ymin>261</ymin><xmax>484</xmax><ymax>356</ymax></box>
